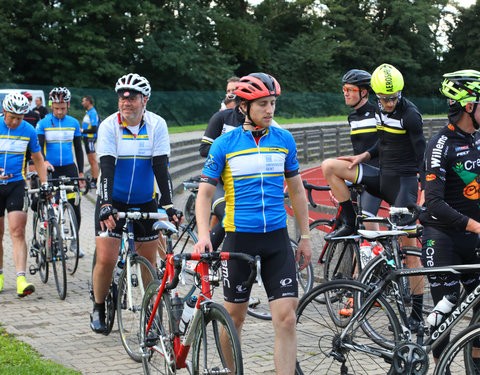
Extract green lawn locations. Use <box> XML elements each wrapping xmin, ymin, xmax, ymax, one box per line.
<box><xmin>0</xmin><ymin>326</ymin><xmax>80</xmax><ymax>375</ymax></box>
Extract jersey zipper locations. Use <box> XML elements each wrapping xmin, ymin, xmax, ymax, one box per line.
<box><xmin>126</xmin><ymin>130</ymin><xmax>137</xmax><ymax>204</ymax></box>
<box><xmin>253</xmin><ymin>132</ymin><xmax>267</xmax><ymax>232</ymax></box>
<box><xmin>2</xmin><ymin>128</ymin><xmax>9</xmax><ymax>184</ymax></box>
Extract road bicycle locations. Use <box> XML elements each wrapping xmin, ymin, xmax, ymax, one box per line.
<box><xmin>140</xmin><ymin>219</ymin><xmax>262</xmax><ymax>375</ymax></box>
<box><xmin>295</xmin><ymin>262</ymin><xmax>480</xmax><ymax>374</ymax></box>
<box><xmin>94</xmin><ymin>210</ymin><xmax>166</xmax><ymax>362</ymax></box>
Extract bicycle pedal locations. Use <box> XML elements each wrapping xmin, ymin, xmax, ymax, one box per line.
<box><xmin>29</xmin><ymin>265</ymin><xmax>38</xmax><ymax>275</ymax></box>
<box><xmin>144</xmin><ymin>332</ymin><xmax>159</xmax><ymax>348</ymax></box>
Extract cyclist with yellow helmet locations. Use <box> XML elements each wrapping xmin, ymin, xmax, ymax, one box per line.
<box><xmin>322</xmin><ymin>63</ymin><xmax>426</xmax><ymax>330</ymax></box>
<box><xmin>420</xmin><ymin>70</ymin><xmax>480</xmax><ymax>368</ymax></box>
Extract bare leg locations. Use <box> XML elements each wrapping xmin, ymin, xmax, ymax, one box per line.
<box><xmin>93</xmin><ymin>236</ymin><xmax>120</xmax><ymax>303</ymax></box>
<box><xmin>8</xmin><ymin>211</ymin><xmax>28</xmax><ymax>273</ymax></box>
<box><xmin>223</xmin><ymin>301</ymin><xmax>248</xmax><ymax>371</ymax></box>
<box><xmin>321</xmin><ymin>159</ymin><xmax>358</xmax><ymax>202</ymax></box>
<box><xmin>0</xmin><ymin>216</ymin><xmax>4</xmax><ymax>271</ymax></box>
<box><xmin>87</xmin><ymin>152</ymin><xmax>99</xmax><ymax>179</ymax></box>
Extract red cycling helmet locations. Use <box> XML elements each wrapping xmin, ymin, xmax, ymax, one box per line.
<box><xmin>234</xmin><ymin>73</ymin><xmax>281</xmax><ymax>101</ymax></box>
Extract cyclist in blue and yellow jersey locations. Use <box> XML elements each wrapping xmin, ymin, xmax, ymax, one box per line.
<box><xmin>194</xmin><ymin>73</ymin><xmax>311</xmax><ymax>375</ymax></box>
<box><xmin>420</xmin><ymin>70</ymin><xmax>480</xmax><ymax>367</ymax></box>
<box><xmin>0</xmin><ymin>93</ymin><xmax>49</xmax><ymax>297</ymax></box>
<box><xmin>342</xmin><ymin>69</ymin><xmax>381</xmax><ymax>229</ymax></box>
<box><xmin>322</xmin><ymin>63</ymin><xmax>426</xmax><ymax>330</ymax></box>
<box><xmin>90</xmin><ymin>73</ymin><xmax>182</xmax><ymax>334</ymax></box>
<box><xmin>81</xmin><ymin>95</ymin><xmax>100</xmax><ymax>190</ymax></box>
<box><xmin>36</xmin><ymin>87</ymin><xmax>85</xmax><ymax>259</ymax></box>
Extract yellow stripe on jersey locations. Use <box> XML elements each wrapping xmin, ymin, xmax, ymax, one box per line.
<box><xmin>376</xmin><ymin>125</ymin><xmax>406</xmax><ymax>134</ymax></box>
<box><xmin>350</xmin><ymin>128</ymin><xmax>377</xmax><ymax>135</ymax></box>
<box><xmin>0</xmin><ymin>135</ymin><xmax>30</xmax><ymax>141</ymax></box>
<box><xmin>222</xmin><ymin>162</ymin><xmax>236</xmax><ymax>232</ymax></box>
<box><xmin>226</xmin><ymin>147</ymin><xmax>288</xmax><ymax>159</ymax></box>
<box><xmin>234</xmin><ymin>173</ymin><xmax>284</xmax><ymax>180</ymax></box>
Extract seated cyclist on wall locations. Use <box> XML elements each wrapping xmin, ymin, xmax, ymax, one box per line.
<box><xmin>90</xmin><ymin>73</ymin><xmax>182</xmax><ymax>334</ymax></box>
<box><xmin>420</xmin><ymin>70</ymin><xmax>480</xmax><ymax>368</ymax></box>
<box><xmin>36</xmin><ymin>87</ymin><xmax>85</xmax><ymax>258</ymax></box>
<box><xmin>194</xmin><ymin>73</ymin><xmax>312</xmax><ymax>375</ymax></box>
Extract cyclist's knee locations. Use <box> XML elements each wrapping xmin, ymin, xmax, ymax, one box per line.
<box><xmin>270</xmin><ymin>298</ymin><xmax>297</xmax><ymax>329</ymax></box>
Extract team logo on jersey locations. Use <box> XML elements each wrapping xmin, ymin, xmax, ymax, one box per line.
<box><xmin>426</xmin><ymin>240</ymin><xmax>435</xmax><ymax>247</ymax></box>
<box><xmin>448</xmin><ymin>124</ymin><xmax>455</xmax><ymax>131</ymax></box>
<box><xmin>205</xmin><ymin>154</ymin><xmax>218</xmax><ymax>171</ymax></box>
<box><xmin>426</xmin><ymin>174</ymin><xmax>436</xmax><ymax>181</ymax></box>
<box><xmin>430</xmin><ymin>135</ymin><xmax>448</xmax><ymax>168</ymax></box>
<box><xmin>455</xmin><ymin>145</ymin><xmax>469</xmax><ymax>152</ymax></box>
<box><xmin>280</xmin><ymin>278</ymin><xmax>293</xmax><ymax>287</ymax></box>
<box><xmin>464</xmin><ymin>175</ymin><xmax>480</xmax><ymax>200</ymax></box>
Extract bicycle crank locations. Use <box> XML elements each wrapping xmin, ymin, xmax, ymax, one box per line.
<box><xmin>392</xmin><ymin>342</ymin><xmax>429</xmax><ymax>375</ymax></box>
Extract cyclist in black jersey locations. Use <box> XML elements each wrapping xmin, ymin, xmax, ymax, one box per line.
<box><xmin>322</xmin><ymin>63</ymin><xmax>426</xmax><ymax>329</ymax></box>
<box><xmin>342</xmin><ymin>69</ymin><xmax>381</xmax><ymax>226</ymax></box>
<box><xmin>420</xmin><ymin>70</ymin><xmax>480</xmax><ymax>365</ymax></box>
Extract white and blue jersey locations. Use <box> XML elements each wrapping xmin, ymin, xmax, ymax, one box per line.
<box><xmin>36</xmin><ymin>115</ymin><xmax>82</xmax><ymax>167</ymax></box>
<box><xmin>82</xmin><ymin>107</ymin><xmax>99</xmax><ymax>139</ymax></box>
<box><xmin>201</xmin><ymin>126</ymin><xmax>299</xmax><ymax>233</ymax></box>
<box><xmin>97</xmin><ymin>111</ymin><xmax>170</xmax><ymax>205</ymax></box>
<box><xmin>0</xmin><ymin>117</ymin><xmax>41</xmax><ymax>184</ymax></box>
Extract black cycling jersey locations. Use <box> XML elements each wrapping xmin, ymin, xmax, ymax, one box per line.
<box><xmin>199</xmin><ymin>106</ymin><xmax>245</xmax><ymax>157</ymax></box>
<box><xmin>368</xmin><ymin>97</ymin><xmax>426</xmax><ymax>178</ymax></box>
<box><xmin>420</xmin><ymin>123</ymin><xmax>480</xmax><ymax>233</ymax></box>
<box><xmin>348</xmin><ymin>101</ymin><xmax>379</xmax><ymax>167</ymax></box>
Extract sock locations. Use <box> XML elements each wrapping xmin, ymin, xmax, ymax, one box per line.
<box><xmin>94</xmin><ymin>302</ymin><xmax>106</xmax><ymax>313</ymax></box>
<box><xmin>339</xmin><ymin>200</ymin><xmax>356</xmax><ymax>226</ymax></box>
<box><xmin>411</xmin><ymin>294</ymin><xmax>424</xmax><ymax>321</ymax></box>
<box><xmin>16</xmin><ymin>271</ymin><xmax>26</xmax><ymax>278</ymax></box>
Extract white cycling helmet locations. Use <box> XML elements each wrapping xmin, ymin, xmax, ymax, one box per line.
<box><xmin>115</xmin><ymin>73</ymin><xmax>151</xmax><ymax>98</ymax></box>
<box><xmin>2</xmin><ymin>92</ymin><xmax>29</xmax><ymax>115</ymax></box>
<box><xmin>49</xmin><ymin>87</ymin><xmax>71</xmax><ymax>103</ymax></box>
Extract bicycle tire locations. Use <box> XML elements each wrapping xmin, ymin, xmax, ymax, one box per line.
<box><xmin>141</xmin><ymin>280</ymin><xmax>176</xmax><ymax>375</ymax></box>
<box><xmin>90</xmin><ymin>249</ymin><xmax>116</xmax><ymax>335</ymax></box>
<box><xmin>323</xmin><ymin>239</ymin><xmax>359</xmax><ymax>282</ymax></box>
<box><xmin>308</xmin><ymin>218</ymin><xmax>333</xmax><ymax>280</ymax></box>
<box><xmin>62</xmin><ymin>202</ymin><xmax>79</xmax><ymax>275</ymax></box>
<box><xmin>434</xmin><ymin>322</ymin><xmax>480</xmax><ymax>375</ymax></box>
<box><xmin>117</xmin><ymin>254</ymin><xmax>157</xmax><ymax>362</ymax></box>
<box><xmin>247</xmin><ymin>238</ymin><xmax>314</xmax><ymax>321</ymax></box>
<box><xmin>169</xmin><ymin>226</ymin><xmax>199</xmax><ymax>303</ymax></box>
<box><xmin>49</xmin><ymin>218</ymin><xmax>66</xmax><ymax>300</ymax></box>
<box><xmin>296</xmin><ymin>279</ymin><xmax>401</xmax><ymax>375</ymax></box>
<box><xmin>32</xmin><ymin>209</ymin><xmax>49</xmax><ymax>283</ymax></box>
<box><xmin>357</xmin><ymin>246</ymin><xmax>433</xmax><ymax>318</ymax></box>
<box><xmin>191</xmin><ymin>302</ymin><xmax>243</xmax><ymax>375</ymax></box>
<box><xmin>184</xmin><ymin>193</ymin><xmax>196</xmax><ymax>224</ymax></box>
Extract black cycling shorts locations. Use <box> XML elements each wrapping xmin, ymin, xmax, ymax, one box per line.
<box><xmin>83</xmin><ymin>137</ymin><xmax>96</xmax><ymax>154</ymax></box>
<box><xmin>221</xmin><ymin>227</ymin><xmax>298</xmax><ymax>303</ymax></box>
<box><xmin>0</xmin><ymin>180</ymin><xmax>26</xmax><ymax>216</ymax></box>
<box><xmin>94</xmin><ymin>198</ymin><xmax>159</xmax><ymax>242</ymax></box>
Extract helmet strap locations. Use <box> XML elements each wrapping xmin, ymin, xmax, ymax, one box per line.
<box><xmin>469</xmin><ymin>100</ymin><xmax>479</xmax><ymax>130</ymax></box>
<box><xmin>350</xmin><ymin>89</ymin><xmax>367</xmax><ymax>108</ymax></box>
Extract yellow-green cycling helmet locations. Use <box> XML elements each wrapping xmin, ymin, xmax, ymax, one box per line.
<box><xmin>371</xmin><ymin>63</ymin><xmax>404</xmax><ymax>94</ymax></box>
<box><xmin>440</xmin><ymin>69</ymin><xmax>480</xmax><ymax>107</ymax></box>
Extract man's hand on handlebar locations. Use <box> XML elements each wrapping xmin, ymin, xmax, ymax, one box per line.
<box><xmin>166</xmin><ymin>207</ymin><xmax>184</xmax><ymax>227</ymax></box>
<box><xmin>99</xmin><ymin>204</ymin><xmax>117</xmax><ymax>231</ymax></box>
<box><xmin>193</xmin><ymin>237</ymin><xmax>213</xmax><ymax>254</ymax></box>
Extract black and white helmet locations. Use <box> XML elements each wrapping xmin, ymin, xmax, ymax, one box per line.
<box><xmin>115</xmin><ymin>73</ymin><xmax>151</xmax><ymax>98</ymax></box>
<box><xmin>2</xmin><ymin>92</ymin><xmax>29</xmax><ymax>115</ymax></box>
<box><xmin>49</xmin><ymin>87</ymin><xmax>71</xmax><ymax>103</ymax></box>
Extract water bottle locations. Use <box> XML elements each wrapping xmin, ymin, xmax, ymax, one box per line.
<box><xmin>427</xmin><ymin>294</ymin><xmax>458</xmax><ymax>327</ymax></box>
<box><xmin>372</xmin><ymin>244</ymin><xmax>383</xmax><ymax>256</ymax></box>
<box><xmin>113</xmin><ymin>259</ymin><xmax>124</xmax><ymax>285</ymax></box>
<box><xmin>178</xmin><ymin>296</ymin><xmax>198</xmax><ymax>334</ymax></box>
<box><xmin>170</xmin><ymin>293</ymin><xmax>184</xmax><ymax>329</ymax></box>
<box><xmin>359</xmin><ymin>240</ymin><xmax>373</xmax><ymax>267</ymax></box>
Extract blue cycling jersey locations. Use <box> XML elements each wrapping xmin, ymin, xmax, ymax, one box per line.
<box><xmin>0</xmin><ymin>117</ymin><xmax>41</xmax><ymax>184</ymax></box>
<box><xmin>82</xmin><ymin>107</ymin><xmax>99</xmax><ymax>139</ymax></box>
<box><xmin>201</xmin><ymin>126</ymin><xmax>299</xmax><ymax>233</ymax></box>
<box><xmin>97</xmin><ymin>111</ymin><xmax>170</xmax><ymax>204</ymax></box>
<box><xmin>36</xmin><ymin>114</ymin><xmax>81</xmax><ymax>167</ymax></box>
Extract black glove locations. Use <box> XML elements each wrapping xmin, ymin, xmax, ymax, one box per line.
<box><xmin>99</xmin><ymin>204</ymin><xmax>116</xmax><ymax>221</ymax></box>
<box><xmin>166</xmin><ymin>207</ymin><xmax>183</xmax><ymax>222</ymax></box>
<box><xmin>39</xmin><ymin>183</ymin><xmax>53</xmax><ymax>198</ymax></box>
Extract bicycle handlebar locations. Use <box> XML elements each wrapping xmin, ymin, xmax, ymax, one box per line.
<box><xmin>117</xmin><ymin>211</ymin><xmax>168</xmax><ymax>220</ymax></box>
<box><xmin>302</xmin><ymin>180</ymin><xmax>331</xmax><ymax>208</ymax></box>
<box><xmin>165</xmin><ymin>252</ymin><xmax>262</xmax><ymax>291</ymax></box>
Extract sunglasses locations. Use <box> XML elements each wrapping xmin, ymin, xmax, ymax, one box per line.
<box><xmin>342</xmin><ymin>86</ymin><xmax>361</xmax><ymax>94</ymax></box>
<box><xmin>376</xmin><ymin>93</ymin><xmax>401</xmax><ymax>102</ymax></box>
<box><xmin>225</xmin><ymin>93</ymin><xmax>237</xmax><ymax>100</ymax></box>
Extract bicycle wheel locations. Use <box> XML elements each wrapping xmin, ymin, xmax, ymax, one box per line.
<box><xmin>307</xmin><ymin>219</ymin><xmax>333</xmax><ymax>280</ymax></box>
<box><xmin>90</xmin><ymin>249</ymin><xmax>116</xmax><ymax>335</ymax></box>
<box><xmin>117</xmin><ymin>254</ymin><xmax>157</xmax><ymax>362</ymax></box>
<box><xmin>434</xmin><ymin>323</ymin><xmax>480</xmax><ymax>375</ymax></box>
<box><xmin>323</xmin><ymin>240</ymin><xmax>359</xmax><ymax>281</ymax></box>
<box><xmin>62</xmin><ymin>202</ymin><xmax>79</xmax><ymax>275</ymax></box>
<box><xmin>141</xmin><ymin>280</ymin><xmax>176</xmax><ymax>375</ymax></box>
<box><xmin>247</xmin><ymin>238</ymin><xmax>314</xmax><ymax>320</ymax></box>
<box><xmin>191</xmin><ymin>302</ymin><xmax>243</xmax><ymax>375</ymax></box>
<box><xmin>296</xmin><ymin>279</ymin><xmax>401</xmax><ymax>375</ymax></box>
<box><xmin>184</xmin><ymin>193</ymin><xmax>196</xmax><ymax>223</ymax></box>
<box><xmin>169</xmin><ymin>226</ymin><xmax>199</xmax><ymax>303</ymax></box>
<box><xmin>49</xmin><ymin>218</ymin><xmax>66</xmax><ymax>300</ymax></box>
<box><xmin>357</xmin><ymin>247</ymin><xmax>433</xmax><ymax>318</ymax></box>
<box><xmin>32</xmin><ymin>209</ymin><xmax>48</xmax><ymax>283</ymax></box>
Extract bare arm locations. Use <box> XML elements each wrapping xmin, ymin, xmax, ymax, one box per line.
<box><xmin>193</xmin><ymin>182</ymin><xmax>216</xmax><ymax>253</ymax></box>
<box><xmin>31</xmin><ymin>151</ymin><xmax>47</xmax><ymax>184</ymax></box>
<box><xmin>286</xmin><ymin>174</ymin><xmax>312</xmax><ymax>270</ymax></box>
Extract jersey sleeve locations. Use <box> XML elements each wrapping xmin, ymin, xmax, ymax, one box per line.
<box><xmin>423</xmin><ymin>135</ymin><xmax>469</xmax><ymax>230</ymax></box>
<box><xmin>200</xmin><ymin>137</ymin><xmax>226</xmax><ymax>184</ymax></box>
<box><xmin>27</xmin><ymin>124</ymin><xmax>41</xmax><ymax>153</ymax></box>
<box><xmin>96</xmin><ymin>120</ymin><xmax>117</xmax><ymax>158</ymax></box>
<box><xmin>284</xmin><ymin>131</ymin><xmax>299</xmax><ymax>177</ymax></box>
<box><xmin>200</xmin><ymin>111</ymin><xmax>224</xmax><ymax>157</ymax></box>
<box><xmin>36</xmin><ymin>119</ymin><xmax>45</xmax><ymax>135</ymax></box>
<box><xmin>89</xmin><ymin>109</ymin><xmax>99</xmax><ymax>127</ymax></box>
<box><xmin>152</xmin><ymin>117</ymin><xmax>170</xmax><ymax>157</ymax></box>
<box><xmin>404</xmin><ymin>109</ymin><xmax>426</xmax><ymax>183</ymax></box>
<box><xmin>73</xmin><ymin>118</ymin><xmax>82</xmax><ymax>137</ymax></box>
